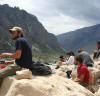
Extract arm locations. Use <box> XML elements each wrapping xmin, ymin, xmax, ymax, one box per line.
<box><xmin>0</xmin><ymin>50</ymin><xmax>22</xmax><ymax>59</ymax></box>
<box><xmin>74</xmin><ymin>75</ymin><xmax>85</xmax><ymax>83</ymax></box>
<box><xmin>56</xmin><ymin>61</ymin><xmax>62</xmax><ymax>66</ymax></box>
<box><xmin>5</xmin><ymin>60</ymin><xmax>15</xmax><ymax>65</ymax></box>
<box><xmin>0</xmin><ymin>39</ymin><xmax>23</xmax><ymax>59</ymax></box>
<box><xmin>97</xmin><ymin>49</ymin><xmax>100</xmax><ymax>52</ymax></box>
<box><xmin>75</xmin><ymin>67</ymin><xmax>86</xmax><ymax>83</ymax></box>
<box><xmin>93</xmin><ymin>49</ymin><xmax>100</xmax><ymax>53</ymax></box>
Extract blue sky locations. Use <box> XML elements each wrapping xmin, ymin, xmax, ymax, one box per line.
<box><xmin>0</xmin><ymin>0</ymin><xmax>100</xmax><ymax>35</ymax></box>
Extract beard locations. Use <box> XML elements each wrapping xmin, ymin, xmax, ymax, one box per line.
<box><xmin>12</xmin><ymin>35</ymin><xmax>19</xmax><ymax>40</ymax></box>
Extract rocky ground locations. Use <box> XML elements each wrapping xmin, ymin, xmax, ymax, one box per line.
<box><xmin>0</xmin><ymin>61</ymin><xmax>100</xmax><ymax>96</ymax></box>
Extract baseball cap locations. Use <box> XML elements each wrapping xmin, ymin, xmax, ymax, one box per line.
<box><xmin>9</xmin><ymin>27</ymin><xmax>23</xmax><ymax>34</ymax></box>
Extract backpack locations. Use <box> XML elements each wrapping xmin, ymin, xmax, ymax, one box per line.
<box><xmin>30</xmin><ymin>62</ymin><xmax>52</xmax><ymax>76</ymax></box>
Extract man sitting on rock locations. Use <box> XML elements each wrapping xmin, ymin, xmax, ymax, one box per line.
<box><xmin>0</xmin><ymin>27</ymin><xmax>33</xmax><ymax>85</ymax></box>
<box><xmin>63</xmin><ymin>52</ymin><xmax>75</xmax><ymax>65</ymax></box>
<box><xmin>78</xmin><ymin>48</ymin><xmax>94</xmax><ymax>67</ymax></box>
<box><xmin>74</xmin><ymin>56</ymin><xmax>90</xmax><ymax>87</ymax></box>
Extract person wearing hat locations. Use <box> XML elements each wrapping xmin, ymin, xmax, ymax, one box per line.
<box><xmin>0</xmin><ymin>27</ymin><xmax>33</xmax><ymax>84</ymax></box>
<box><xmin>78</xmin><ymin>48</ymin><xmax>94</xmax><ymax>67</ymax></box>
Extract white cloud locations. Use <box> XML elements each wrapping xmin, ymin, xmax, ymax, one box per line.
<box><xmin>0</xmin><ymin>0</ymin><xmax>99</xmax><ymax>35</ymax></box>
<box><xmin>40</xmin><ymin>13</ymin><xmax>91</xmax><ymax>34</ymax></box>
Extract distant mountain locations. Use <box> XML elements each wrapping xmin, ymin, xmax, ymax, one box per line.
<box><xmin>0</xmin><ymin>4</ymin><xmax>63</xmax><ymax>58</ymax></box>
<box><xmin>57</xmin><ymin>24</ymin><xmax>100</xmax><ymax>52</ymax></box>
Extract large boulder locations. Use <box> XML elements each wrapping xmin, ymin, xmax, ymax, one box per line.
<box><xmin>94</xmin><ymin>88</ymin><xmax>100</xmax><ymax>96</ymax></box>
<box><xmin>94</xmin><ymin>61</ymin><xmax>100</xmax><ymax>70</ymax></box>
<box><xmin>0</xmin><ymin>75</ymin><xmax>94</xmax><ymax>96</ymax></box>
<box><xmin>88</xmin><ymin>67</ymin><xmax>100</xmax><ymax>84</ymax></box>
<box><xmin>50</xmin><ymin>64</ymin><xmax>75</xmax><ymax>78</ymax></box>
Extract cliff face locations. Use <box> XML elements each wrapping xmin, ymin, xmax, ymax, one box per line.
<box><xmin>0</xmin><ymin>4</ymin><xmax>62</xmax><ymax>55</ymax></box>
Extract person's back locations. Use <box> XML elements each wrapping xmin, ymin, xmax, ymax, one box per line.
<box><xmin>78</xmin><ymin>51</ymin><xmax>94</xmax><ymax>67</ymax></box>
<box><xmin>15</xmin><ymin>37</ymin><xmax>32</xmax><ymax>69</ymax></box>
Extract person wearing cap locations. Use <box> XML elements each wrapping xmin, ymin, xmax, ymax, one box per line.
<box><xmin>0</xmin><ymin>27</ymin><xmax>33</xmax><ymax>84</ymax></box>
<box><xmin>93</xmin><ymin>41</ymin><xmax>100</xmax><ymax>60</ymax></box>
<box><xmin>78</xmin><ymin>48</ymin><xmax>94</xmax><ymax>67</ymax></box>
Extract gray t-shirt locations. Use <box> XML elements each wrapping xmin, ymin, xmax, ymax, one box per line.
<box><xmin>78</xmin><ymin>51</ymin><xmax>94</xmax><ymax>66</ymax></box>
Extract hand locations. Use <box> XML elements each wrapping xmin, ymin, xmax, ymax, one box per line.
<box><xmin>92</xmin><ymin>50</ymin><xmax>98</xmax><ymax>53</ymax></box>
<box><xmin>74</xmin><ymin>78</ymin><xmax>77</xmax><ymax>82</ymax></box>
<box><xmin>74</xmin><ymin>78</ymin><xmax>79</xmax><ymax>82</ymax></box>
<box><xmin>5</xmin><ymin>60</ymin><xmax>14</xmax><ymax>65</ymax></box>
<box><xmin>57</xmin><ymin>61</ymin><xmax>62</xmax><ymax>66</ymax></box>
<box><xmin>21</xmin><ymin>68</ymin><xmax>27</xmax><ymax>70</ymax></box>
<box><xmin>4</xmin><ymin>61</ymin><xmax>9</xmax><ymax>65</ymax></box>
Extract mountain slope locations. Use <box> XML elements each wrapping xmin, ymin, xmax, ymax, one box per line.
<box><xmin>57</xmin><ymin>24</ymin><xmax>100</xmax><ymax>52</ymax></box>
<box><xmin>0</xmin><ymin>4</ymin><xmax>63</xmax><ymax>58</ymax></box>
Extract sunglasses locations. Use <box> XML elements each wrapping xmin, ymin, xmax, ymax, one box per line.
<box><xmin>11</xmin><ymin>31</ymin><xmax>17</xmax><ymax>34</ymax></box>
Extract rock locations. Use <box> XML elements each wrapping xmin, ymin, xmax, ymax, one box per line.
<box><xmin>88</xmin><ymin>67</ymin><xmax>100</xmax><ymax>84</ymax></box>
<box><xmin>71</xmin><ymin>68</ymin><xmax>77</xmax><ymax>80</ymax></box>
<box><xmin>50</xmin><ymin>65</ymin><xmax>67</xmax><ymax>77</ymax></box>
<box><xmin>0</xmin><ymin>75</ymin><xmax>94</xmax><ymax>96</ymax></box>
<box><xmin>94</xmin><ymin>88</ymin><xmax>100</xmax><ymax>96</ymax></box>
<box><xmin>94</xmin><ymin>61</ymin><xmax>100</xmax><ymax>70</ymax></box>
<box><xmin>50</xmin><ymin>64</ymin><xmax>75</xmax><ymax>78</ymax></box>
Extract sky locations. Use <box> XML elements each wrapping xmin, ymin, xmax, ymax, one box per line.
<box><xmin>0</xmin><ymin>0</ymin><xmax>100</xmax><ymax>35</ymax></box>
